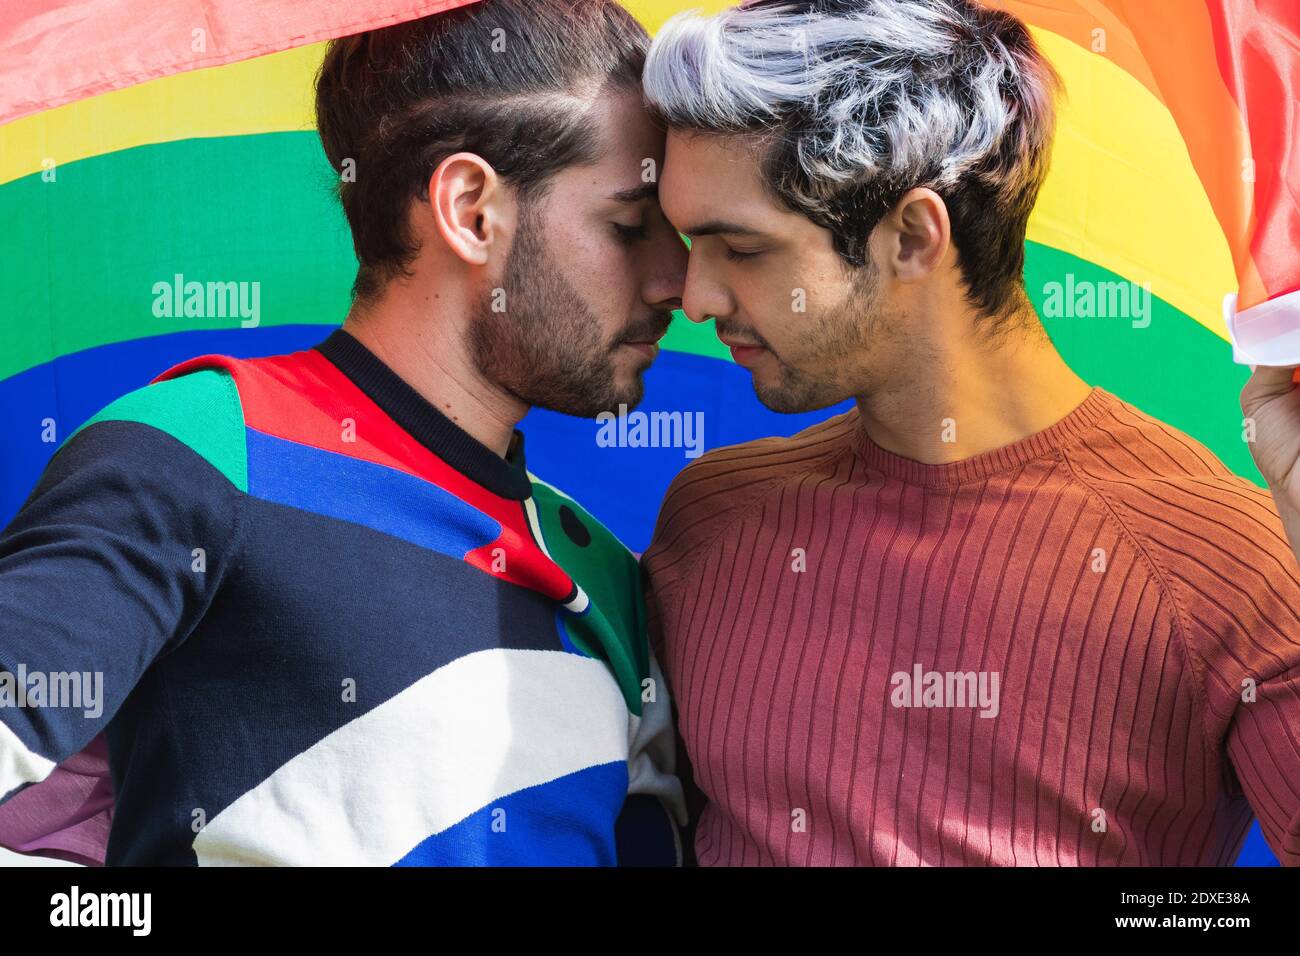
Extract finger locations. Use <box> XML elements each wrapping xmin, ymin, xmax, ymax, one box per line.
<box><xmin>1247</xmin><ymin>364</ymin><xmax>1300</xmax><ymax>390</ymax></box>
<box><xmin>1241</xmin><ymin>364</ymin><xmax>1299</xmax><ymax>412</ymax></box>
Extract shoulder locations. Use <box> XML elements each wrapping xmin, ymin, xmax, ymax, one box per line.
<box><xmin>662</xmin><ymin>408</ymin><xmax>857</xmax><ymax>513</ymax></box>
<box><xmin>67</xmin><ymin>365</ymin><xmax>247</xmax><ymax>491</ymax></box>
<box><xmin>1064</xmin><ymin>389</ymin><xmax>1300</xmax><ymax>669</ymax></box>
<box><xmin>1063</xmin><ymin>389</ymin><xmax>1282</xmax><ymax>545</ymax></box>
<box><xmin>526</xmin><ymin>474</ymin><xmax>650</xmax><ymax>681</ymax></box>
<box><xmin>11</xmin><ymin>367</ymin><xmax>248</xmax><ymax>548</ymax></box>
<box><xmin>1064</xmin><ymin>389</ymin><xmax>1240</xmax><ymax>483</ymax></box>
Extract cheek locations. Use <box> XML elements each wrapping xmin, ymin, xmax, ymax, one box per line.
<box><xmin>744</xmin><ymin>258</ymin><xmax>858</xmax><ymax>357</ymax></box>
<box><xmin>550</xmin><ymin>238</ymin><xmax>642</xmax><ymax>334</ymax></box>
<box><xmin>735</xmin><ymin>263</ymin><xmax>804</xmax><ymax>344</ymax></box>
<box><xmin>577</xmin><ymin>239</ymin><xmax>642</xmax><ymax>301</ymax></box>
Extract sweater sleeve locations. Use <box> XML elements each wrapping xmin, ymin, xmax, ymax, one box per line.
<box><xmin>1124</xmin><ymin>475</ymin><xmax>1300</xmax><ymax>865</ymax></box>
<box><xmin>1224</xmin><ymin>662</ymin><xmax>1300</xmax><ymax>864</ymax></box>
<box><xmin>0</xmin><ymin>370</ymin><xmax>246</xmax><ymax>814</ymax></box>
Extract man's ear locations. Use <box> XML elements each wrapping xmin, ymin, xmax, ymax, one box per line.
<box><xmin>871</xmin><ymin>186</ymin><xmax>951</xmax><ymax>282</ymax></box>
<box><xmin>426</xmin><ymin>152</ymin><xmax>507</xmax><ymax>266</ymax></box>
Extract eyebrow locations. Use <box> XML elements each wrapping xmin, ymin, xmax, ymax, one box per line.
<box><xmin>609</xmin><ymin>182</ymin><xmax>659</xmax><ymax>203</ymax></box>
<box><xmin>675</xmin><ymin>219</ymin><xmax>765</xmax><ymax>238</ymax></box>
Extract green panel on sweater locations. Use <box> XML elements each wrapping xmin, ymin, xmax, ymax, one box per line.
<box><xmin>74</xmin><ymin>369</ymin><xmax>248</xmax><ymax>492</ymax></box>
<box><xmin>529</xmin><ymin>475</ymin><xmax>647</xmax><ymax>717</ymax></box>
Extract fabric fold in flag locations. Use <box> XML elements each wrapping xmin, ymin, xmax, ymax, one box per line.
<box><xmin>0</xmin><ymin>0</ymin><xmax>483</xmax><ymax>126</ymax></box>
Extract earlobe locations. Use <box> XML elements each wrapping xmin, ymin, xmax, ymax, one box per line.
<box><xmin>429</xmin><ymin>152</ymin><xmax>499</xmax><ymax>267</ymax></box>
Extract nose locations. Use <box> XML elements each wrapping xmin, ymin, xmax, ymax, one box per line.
<box><xmin>680</xmin><ymin>248</ymin><xmax>734</xmax><ymax>325</ymax></box>
<box><xmin>642</xmin><ymin>222</ymin><xmax>688</xmax><ymax>316</ymax></box>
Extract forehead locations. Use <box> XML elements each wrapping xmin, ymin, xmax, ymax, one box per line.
<box><xmin>586</xmin><ymin>87</ymin><xmax>665</xmax><ymax>175</ymax></box>
<box><xmin>659</xmin><ymin>130</ymin><xmax>779</xmax><ymax>227</ymax></box>
<box><xmin>541</xmin><ymin>88</ymin><xmax>663</xmax><ymax>202</ymax></box>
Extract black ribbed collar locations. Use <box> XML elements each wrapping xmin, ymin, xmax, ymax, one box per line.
<box><xmin>315</xmin><ymin>328</ymin><xmax>532</xmax><ymax>500</ymax></box>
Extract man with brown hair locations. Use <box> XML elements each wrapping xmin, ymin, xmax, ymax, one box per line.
<box><xmin>0</xmin><ymin>0</ymin><xmax>688</xmax><ymax>866</ymax></box>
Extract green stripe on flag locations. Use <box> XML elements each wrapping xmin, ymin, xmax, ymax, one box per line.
<box><xmin>0</xmin><ymin>132</ymin><xmax>355</xmax><ymax>383</ymax></box>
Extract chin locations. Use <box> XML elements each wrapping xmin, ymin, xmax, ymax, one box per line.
<box><xmin>753</xmin><ymin>371</ymin><xmax>847</xmax><ymax>416</ymax></box>
<box><xmin>546</xmin><ymin>378</ymin><xmax>646</xmax><ymax>419</ymax></box>
<box><xmin>607</xmin><ymin>377</ymin><xmax>646</xmax><ymax>413</ymax></box>
<box><xmin>604</xmin><ymin>358</ymin><xmax>648</xmax><ymax>406</ymax></box>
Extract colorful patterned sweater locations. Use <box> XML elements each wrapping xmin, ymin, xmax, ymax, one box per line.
<box><xmin>0</xmin><ymin>329</ymin><xmax>686</xmax><ymax>866</ymax></box>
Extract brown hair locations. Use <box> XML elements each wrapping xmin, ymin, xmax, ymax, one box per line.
<box><xmin>316</xmin><ymin>0</ymin><xmax>649</xmax><ymax>300</ymax></box>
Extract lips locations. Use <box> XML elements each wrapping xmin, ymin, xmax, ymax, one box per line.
<box><xmin>717</xmin><ymin>337</ymin><xmax>764</xmax><ymax>351</ymax></box>
<box><xmin>619</xmin><ymin>337</ymin><xmax>663</xmax><ymax>361</ymax></box>
<box><xmin>717</xmin><ymin>335</ymin><xmax>767</xmax><ymax>368</ymax></box>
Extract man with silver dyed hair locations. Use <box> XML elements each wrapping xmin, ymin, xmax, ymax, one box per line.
<box><xmin>641</xmin><ymin>0</ymin><xmax>1300</xmax><ymax>866</ymax></box>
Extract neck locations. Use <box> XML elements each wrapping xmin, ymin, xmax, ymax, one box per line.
<box><xmin>341</xmin><ymin>281</ymin><xmax>526</xmax><ymax>458</ymax></box>
<box><xmin>855</xmin><ymin>315</ymin><xmax>1092</xmax><ymax>464</ymax></box>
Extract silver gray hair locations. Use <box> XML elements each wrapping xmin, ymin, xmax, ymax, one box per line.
<box><xmin>643</xmin><ymin>0</ymin><xmax>1062</xmax><ymax>323</ymax></box>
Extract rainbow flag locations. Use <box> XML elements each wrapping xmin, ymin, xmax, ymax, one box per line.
<box><xmin>1</xmin><ymin>0</ymin><xmax>1295</xmax><ymax>865</ymax></box>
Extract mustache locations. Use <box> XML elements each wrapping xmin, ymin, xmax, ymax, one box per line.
<box><xmin>616</xmin><ymin>311</ymin><xmax>675</xmax><ymax>346</ymax></box>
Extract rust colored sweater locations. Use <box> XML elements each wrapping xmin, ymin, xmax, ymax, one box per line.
<box><xmin>643</xmin><ymin>387</ymin><xmax>1300</xmax><ymax>866</ymax></box>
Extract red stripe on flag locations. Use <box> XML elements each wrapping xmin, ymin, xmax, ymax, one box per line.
<box><xmin>0</xmin><ymin>0</ymin><xmax>483</xmax><ymax>126</ymax></box>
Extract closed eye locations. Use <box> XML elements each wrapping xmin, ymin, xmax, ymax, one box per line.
<box><xmin>613</xmin><ymin>222</ymin><xmax>649</xmax><ymax>243</ymax></box>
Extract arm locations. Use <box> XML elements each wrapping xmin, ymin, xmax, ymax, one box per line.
<box><xmin>640</xmin><ymin>566</ymin><xmax>708</xmax><ymax>866</ymax></box>
<box><xmin>1225</xmin><ymin>662</ymin><xmax>1300</xmax><ymax>865</ymax></box>
<box><xmin>636</xmin><ymin>455</ymin><xmax>750</xmax><ymax>867</ymax></box>
<box><xmin>1139</xmin><ymin>465</ymin><xmax>1300</xmax><ymax>865</ymax></box>
<box><xmin>0</xmin><ymin>373</ymin><xmax>244</xmax><ymax>853</ymax></box>
<box><xmin>1241</xmin><ymin>364</ymin><xmax>1300</xmax><ymax>564</ymax></box>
